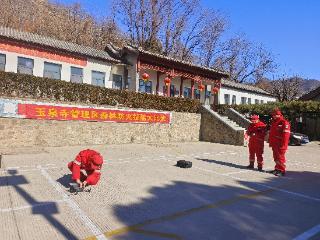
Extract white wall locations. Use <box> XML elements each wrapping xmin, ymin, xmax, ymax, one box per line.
<box><xmin>219</xmin><ymin>87</ymin><xmax>276</xmax><ymax>105</ymax></box>
<box><xmin>110</xmin><ymin>64</ymin><xmax>125</xmax><ymax>89</ymax></box>
<box><xmin>86</xmin><ymin>58</ymin><xmax>112</xmax><ymax>87</ymax></box>
<box><xmin>0</xmin><ymin>49</ymin><xmax>113</xmax><ymax>88</ymax></box>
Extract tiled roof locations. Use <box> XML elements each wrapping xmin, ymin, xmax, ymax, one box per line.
<box><xmin>299</xmin><ymin>85</ymin><xmax>320</xmax><ymax>100</ymax></box>
<box><xmin>131</xmin><ymin>46</ymin><xmax>229</xmax><ymax>78</ymax></box>
<box><xmin>0</xmin><ymin>26</ymin><xmax>119</xmax><ymax>63</ymax></box>
<box><xmin>222</xmin><ymin>79</ymin><xmax>274</xmax><ymax>96</ymax></box>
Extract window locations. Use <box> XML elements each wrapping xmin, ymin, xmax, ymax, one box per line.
<box><xmin>260</xmin><ymin>100</ymin><xmax>264</xmax><ymax>104</ymax></box>
<box><xmin>139</xmin><ymin>79</ymin><xmax>145</xmax><ymax>92</ymax></box>
<box><xmin>205</xmin><ymin>85</ymin><xmax>211</xmax><ymax>99</ymax></box>
<box><xmin>241</xmin><ymin>97</ymin><xmax>247</xmax><ymax>104</ymax></box>
<box><xmin>255</xmin><ymin>99</ymin><xmax>259</xmax><ymax>104</ymax></box>
<box><xmin>139</xmin><ymin>79</ymin><xmax>152</xmax><ymax>93</ymax></box>
<box><xmin>17</xmin><ymin>57</ymin><xmax>34</xmax><ymax>75</ymax></box>
<box><xmin>70</xmin><ymin>67</ymin><xmax>83</xmax><ymax>83</ymax></box>
<box><xmin>170</xmin><ymin>85</ymin><xmax>176</xmax><ymax>97</ymax></box>
<box><xmin>184</xmin><ymin>87</ymin><xmax>192</xmax><ymax>98</ymax></box>
<box><xmin>194</xmin><ymin>89</ymin><xmax>200</xmax><ymax>99</ymax></box>
<box><xmin>44</xmin><ymin>62</ymin><xmax>61</xmax><ymax>80</ymax></box>
<box><xmin>163</xmin><ymin>84</ymin><xmax>176</xmax><ymax>96</ymax></box>
<box><xmin>232</xmin><ymin>95</ymin><xmax>236</xmax><ymax>105</ymax></box>
<box><xmin>0</xmin><ymin>54</ymin><xmax>5</xmax><ymax>71</ymax></box>
<box><xmin>248</xmin><ymin>98</ymin><xmax>251</xmax><ymax>104</ymax></box>
<box><xmin>112</xmin><ymin>74</ymin><xmax>123</xmax><ymax>90</ymax></box>
<box><xmin>145</xmin><ymin>80</ymin><xmax>152</xmax><ymax>93</ymax></box>
<box><xmin>224</xmin><ymin>94</ymin><xmax>230</xmax><ymax>105</ymax></box>
<box><xmin>91</xmin><ymin>71</ymin><xmax>105</xmax><ymax>87</ymax></box>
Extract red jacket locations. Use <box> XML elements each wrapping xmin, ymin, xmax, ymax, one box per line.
<box><xmin>72</xmin><ymin>149</ymin><xmax>103</xmax><ymax>185</ymax></box>
<box><xmin>269</xmin><ymin>117</ymin><xmax>291</xmax><ymax>150</ymax></box>
<box><xmin>247</xmin><ymin>121</ymin><xmax>266</xmax><ymax>144</ymax></box>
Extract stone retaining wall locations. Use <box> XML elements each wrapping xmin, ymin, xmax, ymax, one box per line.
<box><xmin>0</xmin><ymin>111</ymin><xmax>201</xmax><ymax>149</ymax></box>
<box><xmin>200</xmin><ymin>106</ymin><xmax>245</xmax><ymax>146</ymax></box>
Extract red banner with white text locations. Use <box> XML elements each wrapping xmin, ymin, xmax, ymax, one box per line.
<box><xmin>17</xmin><ymin>103</ymin><xmax>171</xmax><ymax>124</ymax></box>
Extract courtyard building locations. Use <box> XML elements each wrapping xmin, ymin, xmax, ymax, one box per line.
<box><xmin>0</xmin><ymin>26</ymin><xmax>276</xmax><ymax>105</ymax></box>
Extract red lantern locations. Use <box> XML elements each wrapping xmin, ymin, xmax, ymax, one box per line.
<box><xmin>164</xmin><ymin>77</ymin><xmax>171</xmax><ymax>86</ymax></box>
<box><xmin>211</xmin><ymin>87</ymin><xmax>219</xmax><ymax>95</ymax></box>
<box><xmin>142</xmin><ymin>72</ymin><xmax>150</xmax><ymax>82</ymax></box>
<box><xmin>198</xmin><ymin>84</ymin><xmax>205</xmax><ymax>92</ymax></box>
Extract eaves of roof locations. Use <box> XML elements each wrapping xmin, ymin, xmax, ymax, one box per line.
<box><xmin>0</xmin><ymin>26</ymin><xmax>120</xmax><ymax>63</ymax></box>
<box><xmin>221</xmin><ymin>79</ymin><xmax>274</xmax><ymax>96</ymax></box>
<box><xmin>123</xmin><ymin>45</ymin><xmax>229</xmax><ymax>79</ymax></box>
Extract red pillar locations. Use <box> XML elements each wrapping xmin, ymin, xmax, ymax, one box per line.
<box><xmin>156</xmin><ymin>71</ymin><xmax>160</xmax><ymax>95</ymax></box>
<box><xmin>191</xmin><ymin>80</ymin><xmax>195</xmax><ymax>99</ymax></box>
<box><xmin>180</xmin><ymin>77</ymin><xmax>184</xmax><ymax>97</ymax></box>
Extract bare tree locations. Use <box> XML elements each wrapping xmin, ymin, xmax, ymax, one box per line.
<box><xmin>113</xmin><ymin>0</ymin><xmax>227</xmax><ymax>62</ymax></box>
<box><xmin>213</xmin><ymin>35</ymin><xmax>277</xmax><ymax>83</ymax></box>
<box><xmin>196</xmin><ymin>11</ymin><xmax>227</xmax><ymax>67</ymax></box>
<box><xmin>113</xmin><ymin>0</ymin><xmax>168</xmax><ymax>52</ymax></box>
<box><xmin>255</xmin><ymin>78</ymin><xmax>272</xmax><ymax>92</ymax></box>
<box><xmin>0</xmin><ymin>0</ymin><xmax>277</xmax><ymax>83</ymax></box>
<box><xmin>270</xmin><ymin>75</ymin><xmax>302</xmax><ymax>101</ymax></box>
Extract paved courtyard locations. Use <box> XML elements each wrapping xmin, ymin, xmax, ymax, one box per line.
<box><xmin>0</xmin><ymin>141</ymin><xmax>320</xmax><ymax>240</ymax></box>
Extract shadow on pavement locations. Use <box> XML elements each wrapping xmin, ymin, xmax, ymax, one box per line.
<box><xmin>196</xmin><ymin>158</ymin><xmax>248</xmax><ymax>170</ymax></box>
<box><xmin>110</xmin><ymin>168</ymin><xmax>320</xmax><ymax>240</ymax></box>
<box><xmin>0</xmin><ymin>169</ymin><xmax>78</xmax><ymax>240</ymax></box>
<box><xmin>57</xmin><ymin>174</ymin><xmax>72</xmax><ymax>188</ymax></box>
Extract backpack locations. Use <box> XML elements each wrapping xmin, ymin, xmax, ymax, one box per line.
<box><xmin>176</xmin><ymin>160</ymin><xmax>192</xmax><ymax>168</ymax></box>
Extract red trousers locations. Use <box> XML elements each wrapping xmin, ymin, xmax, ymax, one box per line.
<box><xmin>68</xmin><ymin>162</ymin><xmax>93</xmax><ymax>182</ymax></box>
<box><xmin>272</xmin><ymin>147</ymin><xmax>286</xmax><ymax>172</ymax></box>
<box><xmin>249</xmin><ymin>142</ymin><xmax>264</xmax><ymax>167</ymax></box>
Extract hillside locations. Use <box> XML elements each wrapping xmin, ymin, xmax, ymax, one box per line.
<box><xmin>301</xmin><ymin>79</ymin><xmax>320</xmax><ymax>94</ymax></box>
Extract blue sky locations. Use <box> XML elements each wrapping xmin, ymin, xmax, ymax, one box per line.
<box><xmin>55</xmin><ymin>0</ymin><xmax>320</xmax><ymax>80</ymax></box>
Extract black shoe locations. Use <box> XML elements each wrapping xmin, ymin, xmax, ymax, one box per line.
<box><xmin>274</xmin><ymin>170</ymin><xmax>285</xmax><ymax>177</ymax></box>
<box><xmin>258</xmin><ymin>166</ymin><xmax>263</xmax><ymax>172</ymax></box>
<box><xmin>266</xmin><ymin>169</ymin><xmax>277</xmax><ymax>174</ymax></box>
<box><xmin>246</xmin><ymin>164</ymin><xmax>254</xmax><ymax>169</ymax></box>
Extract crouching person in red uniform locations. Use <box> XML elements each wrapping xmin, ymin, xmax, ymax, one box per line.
<box><xmin>268</xmin><ymin>109</ymin><xmax>290</xmax><ymax>176</ymax></box>
<box><xmin>68</xmin><ymin>149</ymin><xmax>103</xmax><ymax>187</ymax></box>
<box><xmin>246</xmin><ymin>115</ymin><xmax>266</xmax><ymax>171</ymax></box>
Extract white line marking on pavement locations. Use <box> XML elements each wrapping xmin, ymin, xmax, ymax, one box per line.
<box><xmin>0</xmin><ymin>199</ymin><xmax>67</xmax><ymax>213</ymax></box>
<box><xmin>38</xmin><ymin>166</ymin><xmax>108</xmax><ymax>240</ymax></box>
<box><xmin>1</xmin><ymin>167</ymin><xmax>58</xmax><ymax>174</ymax></box>
<box><xmin>292</xmin><ymin>224</ymin><xmax>320</xmax><ymax>240</ymax></box>
<box><xmin>193</xmin><ymin>166</ymin><xmax>320</xmax><ymax>202</ymax></box>
<box><xmin>250</xmin><ymin>181</ymin><xmax>320</xmax><ymax>202</ymax></box>
<box><xmin>223</xmin><ymin>170</ymin><xmax>249</xmax><ymax>175</ymax></box>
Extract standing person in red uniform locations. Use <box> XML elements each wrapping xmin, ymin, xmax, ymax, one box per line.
<box><xmin>246</xmin><ymin>115</ymin><xmax>266</xmax><ymax>171</ymax></box>
<box><xmin>268</xmin><ymin>109</ymin><xmax>291</xmax><ymax>176</ymax></box>
<box><xmin>68</xmin><ymin>149</ymin><xmax>103</xmax><ymax>187</ymax></box>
